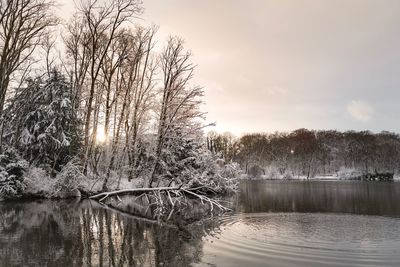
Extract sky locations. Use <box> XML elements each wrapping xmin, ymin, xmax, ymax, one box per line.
<box><xmin>58</xmin><ymin>0</ymin><xmax>400</xmax><ymax>135</ymax></box>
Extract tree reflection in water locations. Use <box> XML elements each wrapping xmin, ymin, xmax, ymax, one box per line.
<box><xmin>0</xmin><ymin>199</ymin><xmax>222</xmax><ymax>266</ymax></box>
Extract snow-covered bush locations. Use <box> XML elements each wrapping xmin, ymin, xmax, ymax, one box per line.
<box><xmin>52</xmin><ymin>159</ymin><xmax>85</xmax><ymax>197</ymax></box>
<box><xmin>0</xmin><ymin>170</ymin><xmax>26</xmax><ymax>198</ymax></box>
<box><xmin>216</xmin><ymin>161</ymin><xmax>241</xmax><ymax>192</ymax></box>
<box><xmin>0</xmin><ymin>146</ymin><xmax>27</xmax><ymax>198</ymax></box>
<box><xmin>23</xmin><ymin>166</ymin><xmax>55</xmax><ymax>196</ymax></box>
<box><xmin>183</xmin><ymin>152</ymin><xmax>241</xmax><ymax>194</ymax></box>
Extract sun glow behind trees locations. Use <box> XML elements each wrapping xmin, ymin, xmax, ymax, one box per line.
<box><xmin>96</xmin><ymin>129</ymin><xmax>107</xmax><ymax>144</ymax></box>
<box><xmin>93</xmin><ymin>127</ymin><xmax>107</xmax><ymax>144</ymax></box>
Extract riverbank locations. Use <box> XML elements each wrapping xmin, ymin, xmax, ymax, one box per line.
<box><xmin>0</xmin><ymin>146</ymin><xmax>240</xmax><ymax>201</ymax></box>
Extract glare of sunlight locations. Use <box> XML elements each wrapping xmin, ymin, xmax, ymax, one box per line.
<box><xmin>96</xmin><ymin>127</ymin><xmax>107</xmax><ymax>144</ymax></box>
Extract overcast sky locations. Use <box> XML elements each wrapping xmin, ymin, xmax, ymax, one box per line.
<box><xmin>59</xmin><ymin>0</ymin><xmax>400</xmax><ymax>135</ymax></box>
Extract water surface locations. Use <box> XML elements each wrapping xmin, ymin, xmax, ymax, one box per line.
<box><xmin>2</xmin><ymin>180</ymin><xmax>400</xmax><ymax>266</ymax></box>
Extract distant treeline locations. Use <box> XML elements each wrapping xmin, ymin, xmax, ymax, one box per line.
<box><xmin>206</xmin><ymin>129</ymin><xmax>400</xmax><ymax>178</ymax></box>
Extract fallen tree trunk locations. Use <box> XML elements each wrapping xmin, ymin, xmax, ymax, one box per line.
<box><xmin>89</xmin><ymin>185</ymin><xmax>232</xmax><ymax>214</ymax></box>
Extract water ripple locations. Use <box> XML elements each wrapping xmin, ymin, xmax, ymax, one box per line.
<box><xmin>195</xmin><ymin>213</ymin><xmax>400</xmax><ymax>267</ymax></box>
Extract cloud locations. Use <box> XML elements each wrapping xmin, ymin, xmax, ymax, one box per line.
<box><xmin>347</xmin><ymin>100</ymin><xmax>374</xmax><ymax>122</ymax></box>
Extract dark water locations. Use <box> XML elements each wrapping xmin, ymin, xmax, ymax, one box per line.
<box><xmin>2</xmin><ymin>181</ymin><xmax>400</xmax><ymax>267</ymax></box>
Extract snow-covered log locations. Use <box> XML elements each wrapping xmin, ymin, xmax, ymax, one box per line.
<box><xmin>89</xmin><ymin>186</ymin><xmax>232</xmax><ymax>214</ymax></box>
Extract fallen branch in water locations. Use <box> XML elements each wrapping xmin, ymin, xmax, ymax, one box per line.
<box><xmin>181</xmin><ymin>189</ymin><xmax>229</xmax><ymax>212</ymax></box>
<box><xmin>89</xmin><ymin>185</ymin><xmax>232</xmax><ymax>217</ymax></box>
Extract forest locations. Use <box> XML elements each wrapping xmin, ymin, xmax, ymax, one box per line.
<box><xmin>207</xmin><ymin>129</ymin><xmax>400</xmax><ymax>179</ymax></box>
<box><xmin>0</xmin><ymin>0</ymin><xmax>239</xmax><ymax>201</ymax></box>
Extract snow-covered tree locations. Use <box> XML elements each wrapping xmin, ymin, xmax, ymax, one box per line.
<box><xmin>152</xmin><ymin>126</ymin><xmax>239</xmax><ymax>193</ymax></box>
<box><xmin>148</xmin><ymin>37</ymin><xmax>204</xmax><ymax>187</ymax></box>
<box><xmin>4</xmin><ymin>70</ymin><xmax>80</xmax><ymax>172</ymax></box>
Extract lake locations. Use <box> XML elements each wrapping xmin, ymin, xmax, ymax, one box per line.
<box><xmin>2</xmin><ymin>180</ymin><xmax>400</xmax><ymax>267</ymax></box>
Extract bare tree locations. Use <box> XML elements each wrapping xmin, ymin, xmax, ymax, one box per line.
<box><xmin>64</xmin><ymin>16</ymin><xmax>91</xmax><ymax>113</ymax></box>
<box><xmin>0</xmin><ymin>0</ymin><xmax>58</xmax><ymax>117</ymax></box>
<box><xmin>81</xmin><ymin>0</ymin><xmax>142</xmax><ymax>146</ymax></box>
<box><xmin>102</xmin><ymin>26</ymin><xmax>157</xmax><ymax>190</ymax></box>
<box><xmin>66</xmin><ymin>0</ymin><xmax>143</xmax><ymax>174</ymax></box>
<box><xmin>42</xmin><ymin>34</ymin><xmax>57</xmax><ymax>77</ymax></box>
<box><xmin>122</xmin><ymin>26</ymin><xmax>157</xmax><ymax>182</ymax></box>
